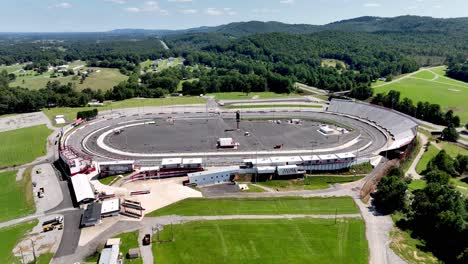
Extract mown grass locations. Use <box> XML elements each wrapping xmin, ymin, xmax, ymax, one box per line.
<box><xmin>208</xmin><ymin>92</ymin><xmax>300</xmax><ymax>100</ymax></box>
<box><xmin>0</xmin><ymin>220</ymin><xmax>37</xmax><ymax>264</ymax></box>
<box><xmin>242</xmin><ymin>184</ymin><xmax>266</xmax><ymax>193</ymax></box>
<box><xmin>373</xmin><ymin>74</ymin><xmax>468</xmax><ymax>123</ymax></box>
<box><xmin>412</xmin><ymin>70</ymin><xmax>436</xmax><ymax>80</ymax></box>
<box><xmin>226</xmin><ymin>104</ymin><xmax>323</xmax><ymax>109</ymax></box>
<box><xmin>0</xmin><ymin>125</ymin><xmax>51</xmax><ymax>168</ymax></box>
<box><xmin>42</xmin><ymin>97</ymin><xmax>205</xmax><ymax>124</ymax></box>
<box><xmin>0</xmin><ymin>169</ymin><xmax>36</xmax><ymax>223</ymax></box>
<box><xmin>37</xmin><ymin>252</ymin><xmax>54</xmax><ymax>264</ymax></box>
<box><xmin>113</xmin><ymin>231</ymin><xmax>142</xmax><ymax>264</ymax></box>
<box><xmin>415</xmin><ymin>144</ymin><xmax>439</xmax><ymax>174</ymax></box>
<box><xmin>153</xmin><ymin>218</ymin><xmax>368</xmax><ymax>264</ymax></box>
<box><xmin>408</xmin><ymin>180</ymin><xmax>427</xmax><ymax>192</ymax></box>
<box><xmin>148</xmin><ymin>197</ymin><xmax>359</xmax><ymax>216</ymax></box>
<box><xmin>257</xmin><ymin>176</ymin><xmax>364</xmax><ymax>191</ymax></box>
<box><xmin>416</xmin><ymin>142</ymin><xmax>467</xmax><ymax>174</ymax></box>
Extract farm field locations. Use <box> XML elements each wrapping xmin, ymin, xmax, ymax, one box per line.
<box><xmin>0</xmin><ymin>170</ymin><xmax>35</xmax><ymax>223</ymax></box>
<box><xmin>153</xmin><ymin>218</ymin><xmax>368</xmax><ymax>264</ymax></box>
<box><xmin>42</xmin><ymin>97</ymin><xmax>205</xmax><ymax>124</ymax></box>
<box><xmin>257</xmin><ymin>176</ymin><xmax>365</xmax><ymax>191</ymax></box>
<box><xmin>226</xmin><ymin>104</ymin><xmax>323</xmax><ymax>109</ymax></box>
<box><xmin>208</xmin><ymin>92</ymin><xmax>300</xmax><ymax>100</ymax></box>
<box><xmin>373</xmin><ymin>67</ymin><xmax>468</xmax><ymax>123</ymax></box>
<box><xmin>148</xmin><ymin>197</ymin><xmax>359</xmax><ymax>216</ymax></box>
<box><xmin>11</xmin><ymin>67</ymin><xmax>128</xmax><ymax>91</ymax></box>
<box><xmin>0</xmin><ymin>220</ymin><xmax>37</xmax><ymax>264</ymax></box>
<box><xmin>0</xmin><ymin>125</ymin><xmax>51</xmax><ymax>168</ymax></box>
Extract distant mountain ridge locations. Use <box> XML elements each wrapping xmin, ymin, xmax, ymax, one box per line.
<box><xmin>108</xmin><ymin>15</ymin><xmax>468</xmax><ymax>36</ymax></box>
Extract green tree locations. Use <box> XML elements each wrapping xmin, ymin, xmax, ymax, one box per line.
<box><xmin>372</xmin><ymin>174</ymin><xmax>408</xmax><ymax>214</ymax></box>
<box><xmin>442</xmin><ymin>125</ymin><xmax>459</xmax><ymax>142</ymax></box>
<box><xmin>427</xmin><ymin>150</ymin><xmax>459</xmax><ymax>176</ymax></box>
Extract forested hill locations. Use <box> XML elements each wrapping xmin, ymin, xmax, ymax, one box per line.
<box><xmin>107</xmin><ymin>15</ymin><xmax>468</xmax><ymax>37</ymax></box>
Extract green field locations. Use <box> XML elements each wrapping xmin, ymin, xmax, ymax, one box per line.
<box><xmin>148</xmin><ymin>197</ymin><xmax>359</xmax><ymax>216</ymax></box>
<box><xmin>373</xmin><ymin>69</ymin><xmax>468</xmax><ymax>123</ymax></box>
<box><xmin>416</xmin><ymin>143</ymin><xmax>467</xmax><ymax>174</ymax></box>
<box><xmin>11</xmin><ymin>67</ymin><xmax>128</xmax><ymax>91</ymax></box>
<box><xmin>321</xmin><ymin>58</ymin><xmax>347</xmax><ymax>69</ymax></box>
<box><xmin>242</xmin><ymin>184</ymin><xmax>266</xmax><ymax>193</ymax></box>
<box><xmin>0</xmin><ymin>125</ymin><xmax>51</xmax><ymax>168</ymax></box>
<box><xmin>153</xmin><ymin>218</ymin><xmax>368</xmax><ymax>264</ymax></box>
<box><xmin>408</xmin><ymin>179</ymin><xmax>427</xmax><ymax>192</ymax></box>
<box><xmin>208</xmin><ymin>92</ymin><xmax>300</xmax><ymax>100</ymax></box>
<box><xmin>37</xmin><ymin>252</ymin><xmax>54</xmax><ymax>264</ymax></box>
<box><xmin>257</xmin><ymin>176</ymin><xmax>365</xmax><ymax>191</ymax></box>
<box><xmin>226</xmin><ymin>104</ymin><xmax>323</xmax><ymax>109</ymax></box>
<box><xmin>0</xmin><ymin>220</ymin><xmax>37</xmax><ymax>264</ymax></box>
<box><xmin>42</xmin><ymin>97</ymin><xmax>205</xmax><ymax>124</ymax></box>
<box><xmin>0</xmin><ymin>169</ymin><xmax>35</xmax><ymax>223</ymax></box>
<box><xmin>113</xmin><ymin>231</ymin><xmax>142</xmax><ymax>264</ymax></box>
<box><xmin>0</xmin><ymin>63</ymin><xmax>26</xmax><ymax>73</ymax></box>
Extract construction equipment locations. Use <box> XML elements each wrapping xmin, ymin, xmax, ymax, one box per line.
<box><xmin>42</xmin><ymin>225</ymin><xmax>54</xmax><ymax>232</ymax></box>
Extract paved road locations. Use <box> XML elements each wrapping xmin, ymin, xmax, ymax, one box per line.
<box><xmin>405</xmin><ymin>133</ymin><xmax>428</xmax><ymax>179</ymax></box>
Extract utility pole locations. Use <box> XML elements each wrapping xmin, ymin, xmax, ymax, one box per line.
<box><xmin>19</xmin><ymin>248</ymin><xmax>25</xmax><ymax>264</ymax></box>
<box><xmin>30</xmin><ymin>239</ymin><xmax>37</xmax><ymax>264</ymax></box>
<box><xmin>335</xmin><ymin>208</ymin><xmax>338</xmax><ymax>224</ymax></box>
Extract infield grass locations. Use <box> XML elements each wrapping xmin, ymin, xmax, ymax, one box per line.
<box><xmin>208</xmin><ymin>92</ymin><xmax>300</xmax><ymax>100</ymax></box>
<box><xmin>42</xmin><ymin>97</ymin><xmax>205</xmax><ymax>125</ymax></box>
<box><xmin>226</xmin><ymin>104</ymin><xmax>322</xmax><ymax>109</ymax></box>
<box><xmin>153</xmin><ymin>218</ymin><xmax>368</xmax><ymax>264</ymax></box>
<box><xmin>0</xmin><ymin>125</ymin><xmax>51</xmax><ymax>168</ymax></box>
<box><xmin>148</xmin><ymin>197</ymin><xmax>359</xmax><ymax>216</ymax></box>
<box><xmin>0</xmin><ymin>220</ymin><xmax>37</xmax><ymax>264</ymax></box>
<box><xmin>0</xmin><ymin>169</ymin><xmax>35</xmax><ymax>223</ymax></box>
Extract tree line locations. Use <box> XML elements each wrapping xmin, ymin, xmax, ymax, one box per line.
<box><xmin>371</xmin><ymin>90</ymin><xmax>461</xmax><ymax>127</ymax></box>
<box><xmin>372</xmin><ymin>150</ymin><xmax>468</xmax><ymax>263</ymax></box>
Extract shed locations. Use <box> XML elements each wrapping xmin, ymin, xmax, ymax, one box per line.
<box><xmin>81</xmin><ymin>202</ymin><xmax>102</xmax><ymax>227</ymax></box>
<box><xmin>127</xmin><ymin>248</ymin><xmax>141</xmax><ymax>259</ymax></box>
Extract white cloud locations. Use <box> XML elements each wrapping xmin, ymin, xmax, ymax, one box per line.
<box><xmin>280</xmin><ymin>0</ymin><xmax>295</xmax><ymax>4</ymax></box>
<box><xmin>204</xmin><ymin>7</ymin><xmax>236</xmax><ymax>16</ymax></box>
<box><xmin>104</xmin><ymin>0</ymin><xmax>126</xmax><ymax>4</ymax></box>
<box><xmin>205</xmin><ymin>8</ymin><xmax>223</xmax><ymax>16</ymax></box>
<box><xmin>252</xmin><ymin>8</ymin><xmax>279</xmax><ymax>14</ymax></box>
<box><xmin>49</xmin><ymin>2</ymin><xmax>72</xmax><ymax>9</ymax></box>
<box><xmin>179</xmin><ymin>9</ymin><xmax>197</xmax><ymax>14</ymax></box>
<box><xmin>363</xmin><ymin>3</ymin><xmax>381</xmax><ymax>7</ymax></box>
<box><xmin>125</xmin><ymin>1</ymin><xmax>168</xmax><ymax>14</ymax></box>
<box><xmin>168</xmin><ymin>0</ymin><xmax>193</xmax><ymax>2</ymax></box>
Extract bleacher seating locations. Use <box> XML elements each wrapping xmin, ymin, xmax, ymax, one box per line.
<box><xmin>328</xmin><ymin>99</ymin><xmax>418</xmax><ymax>150</ymax></box>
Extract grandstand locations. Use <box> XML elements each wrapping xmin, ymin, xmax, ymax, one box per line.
<box><xmin>328</xmin><ymin>99</ymin><xmax>418</xmax><ymax>150</ymax></box>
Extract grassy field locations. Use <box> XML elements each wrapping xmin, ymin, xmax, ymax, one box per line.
<box><xmin>416</xmin><ymin>142</ymin><xmax>467</xmax><ymax>174</ymax></box>
<box><xmin>113</xmin><ymin>231</ymin><xmax>142</xmax><ymax>264</ymax></box>
<box><xmin>226</xmin><ymin>104</ymin><xmax>323</xmax><ymax>109</ymax></box>
<box><xmin>0</xmin><ymin>220</ymin><xmax>37</xmax><ymax>264</ymax></box>
<box><xmin>148</xmin><ymin>197</ymin><xmax>359</xmax><ymax>216</ymax></box>
<box><xmin>37</xmin><ymin>252</ymin><xmax>54</xmax><ymax>264</ymax></box>
<box><xmin>257</xmin><ymin>176</ymin><xmax>365</xmax><ymax>191</ymax></box>
<box><xmin>373</xmin><ymin>69</ymin><xmax>468</xmax><ymax>123</ymax></box>
<box><xmin>242</xmin><ymin>184</ymin><xmax>266</xmax><ymax>193</ymax></box>
<box><xmin>408</xmin><ymin>179</ymin><xmax>427</xmax><ymax>192</ymax></box>
<box><xmin>321</xmin><ymin>58</ymin><xmax>347</xmax><ymax>69</ymax></box>
<box><xmin>153</xmin><ymin>218</ymin><xmax>368</xmax><ymax>264</ymax></box>
<box><xmin>0</xmin><ymin>125</ymin><xmax>51</xmax><ymax>168</ymax></box>
<box><xmin>0</xmin><ymin>169</ymin><xmax>35</xmax><ymax>223</ymax></box>
<box><xmin>0</xmin><ymin>63</ymin><xmax>27</xmax><ymax>73</ymax></box>
<box><xmin>11</xmin><ymin>67</ymin><xmax>128</xmax><ymax>91</ymax></box>
<box><xmin>390</xmin><ymin>228</ymin><xmax>439</xmax><ymax>264</ymax></box>
<box><xmin>208</xmin><ymin>92</ymin><xmax>300</xmax><ymax>100</ymax></box>
<box><xmin>42</xmin><ymin>97</ymin><xmax>205</xmax><ymax>124</ymax></box>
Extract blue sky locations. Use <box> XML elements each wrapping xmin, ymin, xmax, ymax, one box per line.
<box><xmin>0</xmin><ymin>0</ymin><xmax>466</xmax><ymax>32</ymax></box>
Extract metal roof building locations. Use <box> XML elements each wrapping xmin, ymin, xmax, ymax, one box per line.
<box><xmin>71</xmin><ymin>174</ymin><xmax>95</xmax><ymax>204</ymax></box>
